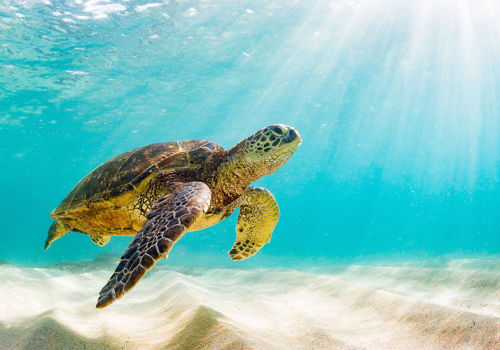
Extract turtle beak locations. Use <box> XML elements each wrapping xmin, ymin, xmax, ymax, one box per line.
<box><xmin>275</xmin><ymin>127</ymin><xmax>302</xmax><ymax>156</ymax></box>
<box><xmin>282</xmin><ymin>127</ymin><xmax>302</xmax><ymax>148</ymax></box>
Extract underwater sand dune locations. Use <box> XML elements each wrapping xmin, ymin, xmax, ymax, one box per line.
<box><xmin>0</xmin><ymin>259</ymin><xmax>498</xmax><ymax>350</ymax></box>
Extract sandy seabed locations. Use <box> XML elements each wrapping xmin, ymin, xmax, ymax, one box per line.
<box><xmin>0</xmin><ymin>257</ymin><xmax>498</xmax><ymax>350</ymax></box>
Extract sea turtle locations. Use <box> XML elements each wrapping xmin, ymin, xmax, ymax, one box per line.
<box><xmin>46</xmin><ymin>124</ymin><xmax>301</xmax><ymax>308</ymax></box>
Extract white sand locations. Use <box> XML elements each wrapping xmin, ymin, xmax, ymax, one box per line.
<box><xmin>0</xmin><ymin>258</ymin><xmax>498</xmax><ymax>349</ymax></box>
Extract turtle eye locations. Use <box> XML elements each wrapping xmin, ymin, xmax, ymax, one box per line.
<box><xmin>270</xmin><ymin>126</ymin><xmax>285</xmax><ymax>136</ymax></box>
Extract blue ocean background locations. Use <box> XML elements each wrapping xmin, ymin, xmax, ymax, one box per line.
<box><xmin>1</xmin><ymin>0</ymin><xmax>499</xmax><ymax>266</ymax></box>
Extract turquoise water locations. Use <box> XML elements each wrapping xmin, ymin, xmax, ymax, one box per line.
<box><xmin>1</xmin><ymin>0</ymin><xmax>499</xmax><ymax>266</ymax></box>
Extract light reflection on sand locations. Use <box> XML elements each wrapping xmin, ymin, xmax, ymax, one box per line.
<box><xmin>0</xmin><ymin>258</ymin><xmax>498</xmax><ymax>349</ymax></box>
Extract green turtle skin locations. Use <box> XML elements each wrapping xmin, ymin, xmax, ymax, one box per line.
<box><xmin>46</xmin><ymin>124</ymin><xmax>302</xmax><ymax>308</ymax></box>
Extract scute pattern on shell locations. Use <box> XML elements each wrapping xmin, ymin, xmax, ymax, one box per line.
<box><xmin>52</xmin><ymin>140</ymin><xmax>221</xmax><ymax>215</ymax></box>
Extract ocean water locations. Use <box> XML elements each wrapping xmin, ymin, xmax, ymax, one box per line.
<box><xmin>1</xmin><ymin>0</ymin><xmax>499</xmax><ymax>349</ymax></box>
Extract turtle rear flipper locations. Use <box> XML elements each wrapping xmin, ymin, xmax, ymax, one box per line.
<box><xmin>45</xmin><ymin>220</ymin><xmax>71</xmax><ymax>250</ymax></box>
<box><xmin>90</xmin><ymin>233</ymin><xmax>111</xmax><ymax>246</ymax></box>
<box><xmin>96</xmin><ymin>181</ymin><xmax>211</xmax><ymax>308</ymax></box>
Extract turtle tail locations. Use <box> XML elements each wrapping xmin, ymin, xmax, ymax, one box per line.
<box><xmin>45</xmin><ymin>220</ymin><xmax>71</xmax><ymax>250</ymax></box>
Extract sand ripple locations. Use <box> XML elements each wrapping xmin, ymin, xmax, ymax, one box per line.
<box><xmin>0</xmin><ymin>259</ymin><xmax>499</xmax><ymax>349</ymax></box>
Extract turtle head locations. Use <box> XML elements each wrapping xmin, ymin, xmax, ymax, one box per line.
<box><xmin>231</xmin><ymin>124</ymin><xmax>302</xmax><ymax>176</ymax></box>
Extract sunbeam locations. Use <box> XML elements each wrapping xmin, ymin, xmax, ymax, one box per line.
<box><xmin>1</xmin><ymin>1</ymin><xmax>500</xmax><ymax>347</ymax></box>
<box><xmin>1</xmin><ymin>0</ymin><xmax>499</xmax><ymax>268</ymax></box>
<box><xmin>231</xmin><ymin>0</ymin><xmax>500</xmax><ymax>191</ymax></box>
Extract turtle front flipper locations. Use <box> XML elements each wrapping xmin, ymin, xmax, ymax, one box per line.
<box><xmin>96</xmin><ymin>181</ymin><xmax>211</xmax><ymax>308</ymax></box>
<box><xmin>228</xmin><ymin>187</ymin><xmax>280</xmax><ymax>261</ymax></box>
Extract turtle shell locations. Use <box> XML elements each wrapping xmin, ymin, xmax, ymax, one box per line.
<box><xmin>51</xmin><ymin>140</ymin><xmax>222</xmax><ymax>217</ymax></box>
